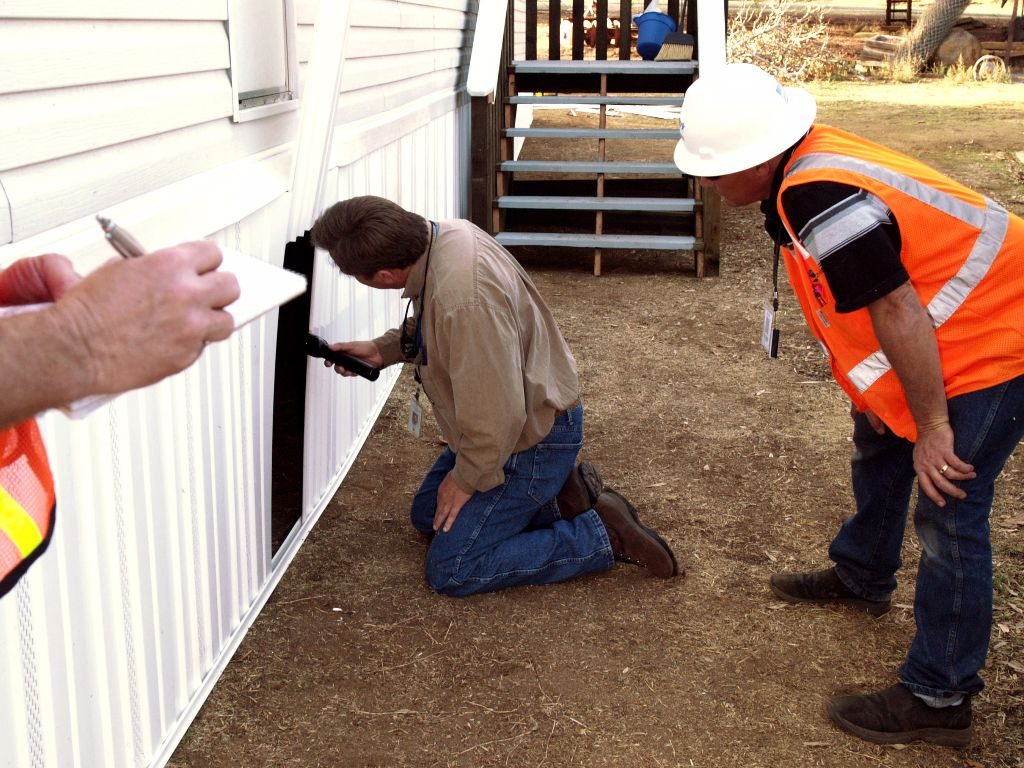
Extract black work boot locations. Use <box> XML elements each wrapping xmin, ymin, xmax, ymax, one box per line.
<box><xmin>828</xmin><ymin>683</ymin><xmax>973</xmax><ymax>747</ymax></box>
<box><xmin>555</xmin><ymin>461</ymin><xmax>603</xmax><ymax>519</ymax></box>
<box><xmin>593</xmin><ymin>488</ymin><xmax>679</xmax><ymax>578</ymax></box>
<box><xmin>770</xmin><ymin>566</ymin><xmax>891</xmax><ymax>617</ymax></box>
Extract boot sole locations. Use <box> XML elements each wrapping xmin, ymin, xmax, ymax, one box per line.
<box><xmin>769</xmin><ymin>578</ymin><xmax>891</xmax><ymax>617</ymax></box>
<box><xmin>827</xmin><ymin>701</ymin><xmax>973</xmax><ymax>747</ymax></box>
<box><xmin>602</xmin><ymin>488</ymin><xmax>680</xmax><ymax>578</ymax></box>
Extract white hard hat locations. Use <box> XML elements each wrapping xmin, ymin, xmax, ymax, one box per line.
<box><xmin>673</xmin><ymin>63</ymin><xmax>816</xmax><ymax>178</ymax></box>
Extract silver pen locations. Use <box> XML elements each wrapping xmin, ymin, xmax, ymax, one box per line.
<box><xmin>96</xmin><ymin>215</ymin><xmax>146</xmax><ymax>259</ymax></box>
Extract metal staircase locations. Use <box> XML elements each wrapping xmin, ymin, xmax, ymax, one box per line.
<box><xmin>491</xmin><ymin>58</ymin><xmax>715</xmax><ymax>276</ymax></box>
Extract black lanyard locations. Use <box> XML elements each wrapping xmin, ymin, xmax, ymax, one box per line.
<box><xmin>401</xmin><ymin>221</ymin><xmax>438</xmax><ymax>382</ymax></box>
<box><xmin>771</xmin><ymin>238</ymin><xmax>781</xmax><ymax>316</ymax></box>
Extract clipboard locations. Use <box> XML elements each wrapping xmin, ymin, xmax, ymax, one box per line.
<box><xmin>1</xmin><ymin>247</ymin><xmax>307</xmax><ymax>419</ymax></box>
<box><xmin>217</xmin><ymin>246</ymin><xmax>307</xmax><ymax>329</ymax></box>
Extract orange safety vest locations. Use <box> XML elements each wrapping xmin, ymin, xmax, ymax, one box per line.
<box><xmin>777</xmin><ymin>124</ymin><xmax>1024</xmax><ymax>441</ymax></box>
<box><xmin>0</xmin><ymin>419</ymin><xmax>56</xmax><ymax>597</ymax></box>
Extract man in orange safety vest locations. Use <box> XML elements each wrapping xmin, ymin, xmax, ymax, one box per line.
<box><xmin>673</xmin><ymin>63</ymin><xmax>1024</xmax><ymax>748</ymax></box>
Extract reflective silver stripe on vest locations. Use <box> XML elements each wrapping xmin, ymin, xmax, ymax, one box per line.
<box><xmin>800</xmin><ymin>190</ymin><xmax>892</xmax><ymax>263</ymax></box>
<box><xmin>926</xmin><ymin>199</ymin><xmax>1008</xmax><ymax>326</ymax></box>
<box><xmin>786</xmin><ymin>152</ymin><xmax>1010</xmax><ymax>394</ymax></box>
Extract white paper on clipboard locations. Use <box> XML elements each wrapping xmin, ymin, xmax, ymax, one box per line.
<box><xmin>217</xmin><ymin>246</ymin><xmax>307</xmax><ymax>329</ymax></box>
<box><xmin>1</xmin><ymin>247</ymin><xmax>307</xmax><ymax>419</ymax></box>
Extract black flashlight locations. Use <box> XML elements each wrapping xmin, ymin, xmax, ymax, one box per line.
<box><xmin>305</xmin><ymin>333</ymin><xmax>380</xmax><ymax>381</ymax></box>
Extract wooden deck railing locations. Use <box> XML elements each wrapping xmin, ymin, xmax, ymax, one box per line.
<box><xmin>529</xmin><ymin>0</ymin><xmax>697</xmax><ymax>61</ymax></box>
<box><xmin>468</xmin><ymin>1</ymin><xmax>706</xmax><ymax>234</ymax></box>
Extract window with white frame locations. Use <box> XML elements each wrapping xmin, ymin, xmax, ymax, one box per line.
<box><xmin>227</xmin><ymin>0</ymin><xmax>299</xmax><ymax>122</ymax></box>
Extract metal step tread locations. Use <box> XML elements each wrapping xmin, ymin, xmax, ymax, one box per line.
<box><xmin>508</xmin><ymin>95</ymin><xmax>684</xmax><ymax>106</ymax></box>
<box><xmin>497</xmin><ymin>232</ymin><xmax>697</xmax><ymax>250</ymax></box>
<box><xmin>512</xmin><ymin>60</ymin><xmax>697</xmax><ymax>75</ymax></box>
<box><xmin>502</xmin><ymin>160</ymin><xmax>682</xmax><ymax>175</ymax></box>
<box><xmin>505</xmin><ymin>127</ymin><xmax>679</xmax><ymax>139</ymax></box>
<box><xmin>498</xmin><ymin>195</ymin><xmax>696</xmax><ymax>212</ymax></box>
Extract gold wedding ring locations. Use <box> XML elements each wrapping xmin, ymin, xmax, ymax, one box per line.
<box><xmin>939</xmin><ymin>463</ymin><xmax>949</xmax><ymax>475</ymax></box>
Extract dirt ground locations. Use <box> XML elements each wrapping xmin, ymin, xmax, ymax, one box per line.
<box><xmin>171</xmin><ymin>29</ymin><xmax>1024</xmax><ymax>768</ymax></box>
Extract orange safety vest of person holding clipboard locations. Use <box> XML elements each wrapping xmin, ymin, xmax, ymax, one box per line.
<box><xmin>0</xmin><ymin>418</ymin><xmax>55</xmax><ymax>597</ymax></box>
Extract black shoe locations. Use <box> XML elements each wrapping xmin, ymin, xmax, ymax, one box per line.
<box><xmin>828</xmin><ymin>683</ymin><xmax>973</xmax><ymax>747</ymax></box>
<box><xmin>555</xmin><ymin>461</ymin><xmax>603</xmax><ymax>519</ymax></box>
<box><xmin>769</xmin><ymin>567</ymin><xmax>891</xmax><ymax>617</ymax></box>
<box><xmin>593</xmin><ymin>489</ymin><xmax>680</xmax><ymax>578</ymax></box>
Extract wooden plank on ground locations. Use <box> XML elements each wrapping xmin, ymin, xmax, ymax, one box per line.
<box><xmin>982</xmin><ymin>41</ymin><xmax>1024</xmax><ymax>57</ymax></box>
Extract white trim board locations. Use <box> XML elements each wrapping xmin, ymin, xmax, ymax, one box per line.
<box><xmin>0</xmin><ymin>147</ymin><xmax>292</xmax><ymax>269</ymax></box>
<box><xmin>1</xmin><ymin>112</ymin><xmax>297</xmax><ymax>243</ymax></box>
<box><xmin>331</xmin><ymin>89</ymin><xmax>463</xmax><ymax>168</ymax></box>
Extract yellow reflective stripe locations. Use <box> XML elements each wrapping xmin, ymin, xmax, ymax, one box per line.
<box><xmin>0</xmin><ymin>483</ymin><xmax>43</xmax><ymax>557</ymax></box>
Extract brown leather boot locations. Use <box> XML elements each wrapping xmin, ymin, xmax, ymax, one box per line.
<box><xmin>555</xmin><ymin>461</ymin><xmax>603</xmax><ymax>519</ymax></box>
<box><xmin>770</xmin><ymin>567</ymin><xmax>891</xmax><ymax>617</ymax></box>
<box><xmin>593</xmin><ymin>488</ymin><xmax>679</xmax><ymax>578</ymax></box>
<box><xmin>827</xmin><ymin>683</ymin><xmax>973</xmax><ymax>747</ymax></box>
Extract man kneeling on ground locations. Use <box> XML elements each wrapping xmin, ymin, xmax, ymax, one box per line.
<box><xmin>310</xmin><ymin>195</ymin><xmax>679</xmax><ymax>597</ymax></box>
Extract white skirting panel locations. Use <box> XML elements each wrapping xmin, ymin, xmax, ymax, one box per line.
<box><xmin>302</xmin><ymin>100</ymin><xmax>468</xmax><ymax>521</ymax></box>
<box><xmin>0</xmin><ymin>186</ymin><xmax>348</xmax><ymax>768</ymax></box>
<box><xmin>0</xmin><ymin>195</ymin><xmax>291</xmax><ymax>768</ymax></box>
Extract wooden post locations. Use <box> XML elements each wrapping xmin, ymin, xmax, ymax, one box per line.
<box><xmin>595</xmin><ymin>72</ymin><xmax>607</xmax><ymax>276</ymax></box>
<box><xmin>596</xmin><ymin>0</ymin><xmax>609</xmax><ymax>59</ymax></box>
<box><xmin>666</xmin><ymin>0</ymin><xmax>681</xmax><ymax>26</ymax></box>
<box><xmin>549</xmin><ymin>0</ymin><xmax>561</xmax><ymax>60</ymax></box>
<box><xmin>619</xmin><ymin>0</ymin><xmax>632</xmax><ymax>59</ymax></box>
<box><xmin>470</xmin><ymin>96</ymin><xmax>494</xmax><ymax>233</ymax></box>
<box><xmin>702</xmin><ymin>184</ymin><xmax>721</xmax><ymax>277</ymax></box>
<box><xmin>526</xmin><ymin>0</ymin><xmax>537</xmax><ymax>60</ymax></box>
<box><xmin>1006</xmin><ymin>0</ymin><xmax>1020</xmax><ymax>70</ymax></box>
<box><xmin>572</xmin><ymin>0</ymin><xmax>584</xmax><ymax>60</ymax></box>
<box><xmin>469</xmin><ymin>13</ymin><xmax>513</xmax><ymax>235</ymax></box>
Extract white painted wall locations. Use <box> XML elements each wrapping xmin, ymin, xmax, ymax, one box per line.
<box><xmin>0</xmin><ymin>1</ymin><xmax>477</xmax><ymax>767</ymax></box>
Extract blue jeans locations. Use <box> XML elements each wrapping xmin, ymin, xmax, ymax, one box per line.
<box><xmin>410</xmin><ymin>402</ymin><xmax>614</xmax><ymax>596</ymax></box>
<box><xmin>829</xmin><ymin>373</ymin><xmax>1024</xmax><ymax>698</ymax></box>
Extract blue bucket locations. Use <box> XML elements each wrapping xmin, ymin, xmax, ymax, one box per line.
<box><xmin>633</xmin><ymin>11</ymin><xmax>677</xmax><ymax>60</ymax></box>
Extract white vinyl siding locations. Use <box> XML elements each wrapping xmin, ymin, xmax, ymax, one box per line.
<box><xmin>1</xmin><ymin>121</ymin><xmax>296</xmax><ymax>251</ymax></box>
<box><xmin>0</xmin><ymin>20</ymin><xmax>227</xmax><ymax>94</ymax></box>
<box><xmin>0</xmin><ymin>1</ymin><xmax>224</xmax><ymax>20</ymax></box>
<box><xmin>337</xmin><ymin>0</ymin><xmax>473</xmax><ymax>126</ymax></box>
<box><xmin>0</xmin><ymin>73</ymin><xmax>233</xmax><ymax>172</ymax></box>
<box><xmin>0</xmin><ymin>3</ymin><xmax>298</xmax><ymax>244</ymax></box>
<box><xmin>295</xmin><ymin>0</ymin><xmax>320</xmax><ymax>92</ymax></box>
<box><xmin>325</xmin><ymin>0</ymin><xmax>474</xmax><ymax>179</ymax></box>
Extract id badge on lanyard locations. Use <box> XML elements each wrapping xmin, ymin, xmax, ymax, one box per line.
<box><xmin>408</xmin><ymin>385</ymin><xmax>423</xmax><ymax>438</ymax></box>
<box><xmin>762</xmin><ymin>240</ymin><xmax>781</xmax><ymax>359</ymax></box>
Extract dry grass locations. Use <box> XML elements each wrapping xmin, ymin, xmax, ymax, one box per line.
<box><xmin>727</xmin><ymin>0</ymin><xmax>855</xmax><ymax>81</ymax></box>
